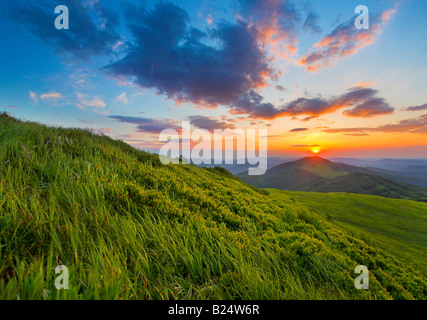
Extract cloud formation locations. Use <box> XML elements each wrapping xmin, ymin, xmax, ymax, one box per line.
<box><xmin>109</xmin><ymin>115</ymin><xmax>181</xmax><ymax>134</ymax></box>
<box><xmin>237</xmin><ymin>0</ymin><xmax>302</xmax><ymax>56</ymax></box>
<box><xmin>29</xmin><ymin>91</ymin><xmax>38</xmax><ymax>103</ymax></box>
<box><xmin>76</xmin><ymin>93</ymin><xmax>106</xmax><ymax>111</ymax></box>
<box><xmin>40</xmin><ymin>92</ymin><xmax>61</xmax><ymax>101</ymax></box>
<box><xmin>106</xmin><ymin>2</ymin><xmax>277</xmax><ymax>108</ymax></box>
<box><xmin>299</xmin><ymin>8</ymin><xmax>396</xmax><ymax>72</ymax></box>
<box><xmin>187</xmin><ymin>115</ymin><xmax>236</xmax><ymax>131</ymax></box>
<box><xmin>289</xmin><ymin>128</ymin><xmax>308</xmax><ymax>132</ymax></box>
<box><xmin>403</xmin><ymin>103</ymin><xmax>427</xmax><ymax>112</ymax></box>
<box><xmin>324</xmin><ymin>114</ymin><xmax>427</xmax><ymax>135</ymax></box>
<box><xmin>303</xmin><ymin>10</ymin><xmax>322</xmax><ymax>34</ymax></box>
<box><xmin>291</xmin><ymin>144</ymin><xmax>320</xmax><ymax>147</ymax></box>
<box><xmin>115</xmin><ymin>93</ymin><xmax>128</xmax><ymax>104</ymax></box>
<box><xmin>8</xmin><ymin>0</ymin><xmax>120</xmax><ymax>60</ymax></box>
<box><xmin>230</xmin><ymin>86</ymin><xmax>394</xmax><ymax>119</ymax></box>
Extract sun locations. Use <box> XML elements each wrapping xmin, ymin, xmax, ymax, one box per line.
<box><xmin>312</xmin><ymin>149</ymin><xmax>319</xmax><ymax>154</ymax></box>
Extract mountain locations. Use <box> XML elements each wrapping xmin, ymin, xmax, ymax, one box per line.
<box><xmin>0</xmin><ymin>113</ymin><xmax>426</xmax><ymax>300</ymax></box>
<box><xmin>330</xmin><ymin>157</ymin><xmax>427</xmax><ymax>171</ymax></box>
<box><xmin>238</xmin><ymin>156</ymin><xmax>427</xmax><ymax>201</ymax></box>
<box><xmin>366</xmin><ymin>167</ymin><xmax>427</xmax><ymax>188</ymax></box>
<box><xmin>196</xmin><ymin>157</ymin><xmax>296</xmax><ymax>175</ymax></box>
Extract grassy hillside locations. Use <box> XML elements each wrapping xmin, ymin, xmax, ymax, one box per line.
<box><xmin>269</xmin><ymin>190</ymin><xmax>427</xmax><ymax>276</ymax></box>
<box><xmin>0</xmin><ymin>113</ymin><xmax>426</xmax><ymax>300</ymax></box>
<box><xmin>238</xmin><ymin>157</ymin><xmax>427</xmax><ymax>202</ymax></box>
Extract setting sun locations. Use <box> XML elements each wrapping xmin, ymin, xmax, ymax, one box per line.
<box><xmin>313</xmin><ymin>149</ymin><xmax>320</xmax><ymax>154</ymax></box>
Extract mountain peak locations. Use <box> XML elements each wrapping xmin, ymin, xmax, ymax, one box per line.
<box><xmin>299</xmin><ymin>156</ymin><xmax>330</xmax><ymax>163</ymax></box>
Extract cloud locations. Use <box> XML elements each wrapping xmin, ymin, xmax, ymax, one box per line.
<box><xmin>115</xmin><ymin>92</ymin><xmax>128</xmax><ymax>104</ymax></box>
<box><xmin>230</xmin><ymin>86</ymin><xmax>393</xmax><ymax>119</ymax></box>
<box><xmin>289</xmin><ymin>128</ymin><xmax>308</xmax><ymax>132</ymax></box>
<box><xmin>299</xmin><ymin>8</ymin><xmax>396</xmax><ymax>72</ymax></box>
<box><xmin>40</xmin><ymin>92</ymin><xmax>61</xmax><ymax>101</ymax></box>
<box><xmin>352</xmin><ymin>81</ymin><xmax>374</xmax><ymax>89</ymax></box>
<box><xmin>29</xmin><ymin>91</ymin><xmax>38</xmax><ymax>103</ymax></box>
<box><xmin>301</xmin><ymin>116</ymin><xmax>317</xmax><ymax>122</ymax></box>
<box><xmin>284</xmin><ymin>87</ymin><xmax>393</xmax><ymax>118</ymax></box>
<box><xmin>187</xmin><ymin>115</ymin><xmax>236</xmax><ymax>131</ymax></box>
<box><xmin>7</xmin><ymin>0</ymin><xmax>120</xmax><ymax>61</ymax></box>
<box><xmin>109</xmin><ymin>115</ymin><xmax>181</xmax><ymax>134</ymax></box>
<box><xmin>76</xmin><ymin>93</ymin><xmax>106</xmax><ymax>110</ymax></box>
<box><xmin>342</xmin><ymin>97</ymin><xmax>394</xmax><ymax>118</ymax></box>
<box><xmin>275</xmin><ymin>85</ymin><xmax>286</xmax><ymax>91</ymax></box>
<box><xmin>403</xmin><ymin>103</ymin><xmax>427</xmax><ymax>112</ymax></box>
<box><xmin>291</xmin><ymin>144</ymin><xmax>320</xmax><ymax>148</ymax></box>
<box><xmin>324</xmin><ymin>114</ymin><xmax>427</xmax><ymax>135</ymax></box>
<box><xmin>303</xmin><ymin>10</ymin><xmax>322</xmax><ymax>34</ymax></box>
<box><xmin>106</xmin><ymin>2</ymin><xmax>277</xmax><ymax>109</ymax></box>
<box><xmin>237</xmin><ymin>0</ymin><xmax>302</xmax><ymax>56</ymax></box>
<box><xmin>1</xmin><ymin>105</ymin><xmax>20</xmax><ymax>110</ymax></box>
<box><xmin>231</xmin><ymin>90</ymin><xmax>284</xmax><ymax>119</ymax></box>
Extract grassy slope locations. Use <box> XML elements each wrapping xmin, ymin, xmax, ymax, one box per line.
<box><xmin>240</xmin><ymin>165</ymin><xmax>427</xmax><ymax>202</ymax></box>
<box><xmin>268</xmin><ymin>190</ymin><xmax>427</xmax><ymax>275</ymax></box>
<box><xmin>0</xmin><ymin>113</ymin><xmax>426</xmax><ymax>300</ymax></box>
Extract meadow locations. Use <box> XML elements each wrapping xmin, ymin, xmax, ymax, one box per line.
<box><xmin>0</xmin><ymin>113</ymin><xmax>426</xmax><ymax>300</ymax></box>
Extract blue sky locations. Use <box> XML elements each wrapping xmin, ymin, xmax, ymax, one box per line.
<box><xmin>1</xmin><ymin>0</ymin><xmax>427</xmax><ymax>157</ymax></box>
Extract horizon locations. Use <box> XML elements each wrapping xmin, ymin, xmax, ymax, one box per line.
<box><xmin>1</xmin><ymin>0</ymin><xmax>427</xmax><ymax>158</ymax></box>
<box><xmin>3</xmin><ymin>111</ymin><xmax>427</xmax><ymax>161</ymax></box>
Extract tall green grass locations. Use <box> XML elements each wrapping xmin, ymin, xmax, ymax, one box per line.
<box><xmin>268</xmin><ymin>189</ymin><xmax>427</xmax><ymax>275</ymax></box>
<box><xmin>0</xmin><ymin>113</ymin><xmax>425</xmax><ymax>300</ymax></box>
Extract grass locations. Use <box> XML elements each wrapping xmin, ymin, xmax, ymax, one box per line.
<box><xmin>239</xmin><ymin>157</ymin><xmax>427</xmax><ymax>202</ymax></box>
<box><xmin>0</xmin><ymin>113</ymin><xmax>426</xmax><ymax>300</ymax></box>
<box><xmin>268</xmin><ymin>189</ymin><xmax>427</xmax><ymax>276</ymax></box>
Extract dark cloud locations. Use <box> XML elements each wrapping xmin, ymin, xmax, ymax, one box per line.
<box><xmin>109</xmin><ymin>115</ymin><xmax>181</xmax><ymax>134</ymax></box>
<box><xmin>231</xmin><ymin>90</ymin><xmax>283</xmax><ymax>119</ymax></box>
<box><xmin>282</xmin><ymin>87</ymin><xmax>394</xmax><ymax>118</ymax></box>
<box><xmin>106</xmin><ymin>2</ymin><xmax>277</xmax><ymax>108</ymax></box>
<box><xmin>275</xmin><ymin>85</ymin><xmax>286</xmax><ymax>91</ymax></box>
<box><xmin>289</xmin><ymin>128</ymin><xmax>308</xmax><ymax>132</ymax></box>
<box><xmin>187</xmin><ymin>115</ymin><xmax>236</xmax><ymax>130</ymax></box>
<box><xmin>301</xmin><ymin>116</ymin><xmax>317</xmax><ymax>121</ymax></box>
<box><xmin>229</xmin><ymin>87</ymin><xmax>393</xmax><ymax>119</ymax></box>
<box><xmin>291</xmin><ymin>144</ymin><xmax>320</xmax><ymax>147</ymax></box>
<box><xmin>324</xmin><ymin>114</ymin><xmax>427</xmax><ymax>135</ymax></box>
<box><xmin>238</xmin><ymin>0</ymin><xmax>301</xmax><ymax>44</ymax></box>
<box><xmin>342</xmin><ymin>97</ymin><xmax>393</xmax><ymax>118</ymax></box>
<box><xmin>403</xmin><ymin>103</ymin><xmax>427</xmax><ymax>112</ymax></box>
<box><xmin>303</xmin><ymin>11</ymin><xmax>322</xmax><ymax>34</ymax></box>
<box><xmin>7</xmin><ymin>0</ymin><xmax>120</xmax><ymax>60</ymax></box>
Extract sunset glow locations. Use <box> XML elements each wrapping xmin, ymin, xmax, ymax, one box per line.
<box><xmin>0</xmin><ymin>0</ymin><xmax>426</xmax><ymax>158</ymax></box>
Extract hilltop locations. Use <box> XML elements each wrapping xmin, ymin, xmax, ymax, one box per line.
<box><xmin>238</xmin><ymin>156</ymin><xmax>427</xmax><ymax>201</ymax></box>
<box><xmin>0</xmin><ymin>113</ymin><xmax>426</xmax><ymax>300</ymax></box>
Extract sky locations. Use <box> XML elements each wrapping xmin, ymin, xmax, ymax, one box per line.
<box><xmin>1</xmin><ymin>0</ymin><xmax>427</xmax><ymax>159</ymax></box>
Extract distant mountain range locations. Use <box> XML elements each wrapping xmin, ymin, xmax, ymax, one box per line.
<box><xmin>330</xmin><ymin>157</ymin><xmax>427</xmax><ymax>171</ymax></box>
<box><xmin>237</xmin><ymin>156</ymin><xmax>427</xmax><ymax>201</ymax></box>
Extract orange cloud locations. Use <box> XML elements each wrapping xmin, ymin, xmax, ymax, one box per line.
<box><xmin>299</xmin><ymin>8</ymin><xmax>397</xmax><ymax>72</ymax></box>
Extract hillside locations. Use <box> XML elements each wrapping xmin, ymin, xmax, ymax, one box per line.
<box><xmin>0</xmin><ymin>113</ymin><xmax>426</xmax><ymax>300</ymax></box>
<box><xmin>269</xmin><ymin>190</ymin><xmax>427</xmax><ymax>275</ymax></box>
<box><xmin>238</xmin><ymin>156</ymin><xmax>427</xmax><ymax>201</ymax></box>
